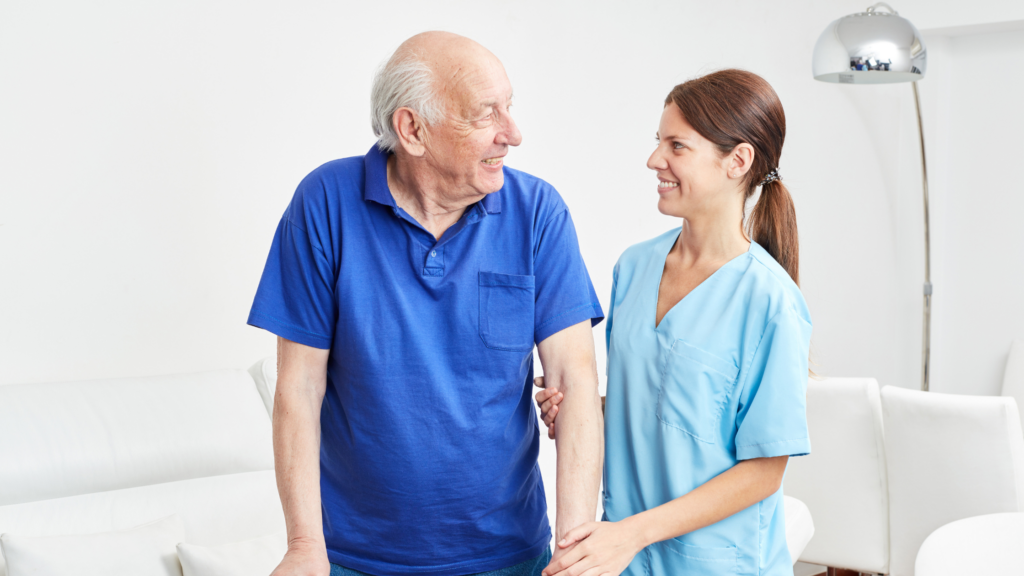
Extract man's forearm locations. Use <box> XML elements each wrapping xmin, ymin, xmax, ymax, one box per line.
<box><xmin>273</xmin><ymin>337</ymin><xmax>331</xmax><ymax>555</ymax></box>
<box><xmin>273</xmin><ymin>388</ymin><xmax>326</xmax><ymax>548</ymax></box>
<box><xmin>551</xmin><ymin>373</ymin><xmax>603</xmax><ymax>540</ymax></box>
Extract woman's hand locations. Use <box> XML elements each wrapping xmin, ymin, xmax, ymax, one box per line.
<box><xmin>541</xmin><ymin>521</ymin><xmax>644</xmax><ymax>576</ymax></box>
<box><xmin>533</xmin><ymin>376</ymin><xmax>564</xmax><ymax>439</ymax></box>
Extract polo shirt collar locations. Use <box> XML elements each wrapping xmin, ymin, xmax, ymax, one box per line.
<box><xmin>363</xmin><ymin>143</ymin><xmax>502</xmax><ymax>214</ymax></box>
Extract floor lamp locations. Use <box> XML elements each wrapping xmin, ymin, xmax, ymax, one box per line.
<box><xmin>812</xmin><ymin>2</ymin><xmax>932</xmax><ymax>391</ymax></box>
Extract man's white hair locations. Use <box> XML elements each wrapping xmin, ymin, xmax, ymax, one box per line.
<box><xmin>370</xmin><ymin>51</ymin><xmax>445</xmax><ymax>153</ymax></box>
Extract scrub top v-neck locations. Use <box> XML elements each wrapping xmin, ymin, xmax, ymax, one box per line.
<box><xmin>603</xmin><ymin>227</ymin><xmax>812</xmax><ymax>576</ymax></box>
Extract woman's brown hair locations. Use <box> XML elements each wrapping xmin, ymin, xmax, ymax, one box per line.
<box><xmin>666</xmin><ymin>69</ymin><xmax>799</xmax><ymax>285</ymax></box>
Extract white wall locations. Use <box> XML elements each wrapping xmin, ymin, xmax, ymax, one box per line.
<box><xmin>2</xmin><ymin>0</ymin><xmax>1022</xmax><ymax>521</ymax></box>
<box><xmin>923</xmin><ymin>27</ymin><xmax>1024</xmax><ymax>395</ymax></box>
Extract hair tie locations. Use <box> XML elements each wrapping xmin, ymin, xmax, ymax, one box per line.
<box><xmin>758</xmin><ymin>168</ymin><xmax>781</xmax><ymax>187</ymax></box>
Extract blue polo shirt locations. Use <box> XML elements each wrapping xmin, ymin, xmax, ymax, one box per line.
<box><xmin>248</xmin><ymin>144</ymin><xmax>603</xmax><ymax>575</ymax></box>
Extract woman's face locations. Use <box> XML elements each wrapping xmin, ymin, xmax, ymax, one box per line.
<box><xmin>647</xmin><ymin>103</ymin><xmax>735</xmax><ymax>220</ymax></box>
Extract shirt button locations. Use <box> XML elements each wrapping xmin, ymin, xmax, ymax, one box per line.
<box><xmin>430</xmin><ymin>251</ymin><xmax>437</xmax><ymax>257</ymax></box>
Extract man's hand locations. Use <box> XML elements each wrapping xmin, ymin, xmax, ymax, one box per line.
<box><xmin>542</xmin><ymin>520</ymin><xmax>643</xmax><ymax>576</ymax></box>
<box><xmin>270</xmin><ymin>539</ymin><xmax>330</xmax><ymax>576</ymax></box>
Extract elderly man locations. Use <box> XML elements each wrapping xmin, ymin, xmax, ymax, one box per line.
<box><xmin>248</xmin><ymin>32</ymin><xmax>604</xmax><ymax>576</ymax></box>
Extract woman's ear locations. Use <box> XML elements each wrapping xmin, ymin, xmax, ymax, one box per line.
<box><xmin>728</xmin><ymin>143</ymin><xmax>756</xmax><ymax>180</ymax></box>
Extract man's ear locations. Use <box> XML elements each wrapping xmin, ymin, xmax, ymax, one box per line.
<box><xmin>393</xmin><ymin>107</ymin><xmax>428</xmax><ymax>157</ymax></box>
<box><xmin>728</xmin><ymin>143</ymin><xmax>756</xmax><ymax>180</ymax></box>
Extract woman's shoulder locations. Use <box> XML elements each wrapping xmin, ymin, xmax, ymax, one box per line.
<box><xmin>616</xmin><ymin>228</ymin><xmax>679</xmax><ymax>269</ymax></box>
<box><xmin>743</xmin><ymin>242</ymin><xmax>812</xmax><ymax>326</ymax></box>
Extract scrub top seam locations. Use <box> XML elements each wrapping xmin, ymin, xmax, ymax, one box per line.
<box><xmin>736</xmin><ymin>436</ymin><xmax>809</xmax><ymax>449</ymax></box>
<box><xmin>736</xmin><ymin>307</ymin><xmax>797</xmax><ymax>393</ymax></box>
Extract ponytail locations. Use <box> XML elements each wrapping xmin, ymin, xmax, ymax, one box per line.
<box><xmin>747</xmin><ymin>179</ymin><xmax>800</xmax><ymax>285</ymax></box>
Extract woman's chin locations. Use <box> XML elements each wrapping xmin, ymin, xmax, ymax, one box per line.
<box><xmin>656</xmin><ymin>197</ymin><xmax>685</xmax><ymax>218</ymax></box>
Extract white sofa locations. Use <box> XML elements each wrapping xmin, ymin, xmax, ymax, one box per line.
<box><xmin>1</xmin><ymin>359</ymin><xmax>814</xmax><ymax>573</ymax></box>
<box><xmin>0</xmin><ymin>365</ymin><xmax>285</xmax><ymax>576</ymax></box>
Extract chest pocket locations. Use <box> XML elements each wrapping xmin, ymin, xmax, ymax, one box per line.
<box><xmin>479</xmin><ymin>272</ymin><xmax>535</xmax><ymax>352</ymax></box>
<box><xmin>657</xmin><ymin>339</ymin><xmax>739</xmax><ymax>444</ymax></box>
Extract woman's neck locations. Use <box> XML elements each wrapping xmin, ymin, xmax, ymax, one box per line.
<box><xmin>675</xmin><ymin>213</ymin><xmax>750</xmax><ymax>268</ymax></box>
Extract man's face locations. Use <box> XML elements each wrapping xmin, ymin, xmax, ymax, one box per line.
<box><xmin>422</xmin><ymin>56</ymin><xmax>523</xmax><ymax>197</ymax></box>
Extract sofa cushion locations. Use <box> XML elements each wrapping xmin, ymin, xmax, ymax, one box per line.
<box><xmin>0</xmin><ymin>514</ymin><xmax>184</xmax><ymax>576</ymax></box>
<box><xmin>0</xmin><ymin>470</ymin><xmax>284</xmax><ymax>576</ymax></box>
<box><xmin>177</xmin><ymin>531</ymin><xmax>287</xmax><ymax>576</ymax></box>
<box><xmin>0</xmin><ymin>369</ymin><xmax>273</xmax><ymax>506</ymax></box>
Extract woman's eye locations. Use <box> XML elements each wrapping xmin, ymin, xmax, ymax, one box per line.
<box><xmin>674</xmin><ymin>142</ymin><xmax>684</xmax><ymax>149</ymax></box>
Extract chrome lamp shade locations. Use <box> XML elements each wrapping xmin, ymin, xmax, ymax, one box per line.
<box><xmin>812</xmin><ymin>3</ymin><xmax>927</xmax><ymax>84</ymax></box>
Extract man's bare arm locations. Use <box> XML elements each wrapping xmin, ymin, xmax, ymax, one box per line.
<box><xmin>536</xmin><ymin>320</ymin><xmax>603</xmax><ymax>544</ymax></box>
<box><xmin>270</xmin><ymin>337</ymin><xmax>331</xmax><ymax>576</ymax></box>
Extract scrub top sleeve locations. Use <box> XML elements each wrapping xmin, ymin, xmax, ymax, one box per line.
<box><xmin>248</xmin><ymin>180</ymin><xmax>338</xmax><ymax>350</ymax></box>
<box><xmin>734</xmin><ymin>307</ymin><xmax>813</xmax><ymax>461</ymax></box>
<box><xmin>533</xmin><ymin>208</ymin><xmax>605</xmax><ymax>345</ymax></box>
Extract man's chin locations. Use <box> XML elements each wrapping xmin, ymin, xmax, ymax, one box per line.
<box><xmin>479</xmin><ymin>175</ymin><xmax>505</xmax><ymax>195</ymax></box>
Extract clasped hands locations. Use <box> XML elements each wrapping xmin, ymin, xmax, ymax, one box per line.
<box><xmin>534</xmin><ymin>378</ymin><xmax>642</xmax><ymax>576</ymax></box>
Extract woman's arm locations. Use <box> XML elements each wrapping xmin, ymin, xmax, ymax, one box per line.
<box><xmin>542</xmin><ymin>455</ymin><xmax>789</xmax><ymax>576</ymax></box>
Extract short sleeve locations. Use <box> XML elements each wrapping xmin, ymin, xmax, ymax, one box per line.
<box><xmin>533</xmin><ymin>209</ymin><xmax>604</xmax><ymax>344</ymax></box>
<box><xmin>605</xmin><ymin>262</ymin><xmax>620</xmax><ymax>356</ymax></box>
<box><xmin>247</xmin><ymin>179</ymin><xmax>338</xmax><ymax>350</ymax></box>
<box><xmin>734</xmin><ymin>308</ymin><xmax>813</xmax><ymax>460</ymax></box>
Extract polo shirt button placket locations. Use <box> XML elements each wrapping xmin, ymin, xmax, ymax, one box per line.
<box><xmin>423</xmin><ymin>246</ymin><xmax>444</xmax><ymax>277</ymax></box>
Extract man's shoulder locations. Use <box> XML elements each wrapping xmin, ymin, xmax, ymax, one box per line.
<box><xmin>500</xmin><ymin>166</ymin><xmax>568</xmax><ymax>213</ymax></box>
<box><xmin>298</xmin><ymin>155</ymin><xmax>366</xmax><ymax>193</ymax></box>
<box><xmin>284</xmin><ymin>155</ymin><xmax>367</xmax><ymax>219</ymax></box>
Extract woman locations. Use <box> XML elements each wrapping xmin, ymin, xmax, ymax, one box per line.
<box><xmin>537</xmin><ymin>69</ymin><xmax>811</xmax><ymax>576</ymax></box>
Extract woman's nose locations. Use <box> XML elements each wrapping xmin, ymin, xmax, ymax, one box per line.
<box><xmin>647</xmin><ymin>147</ymin><xmax>666</xmax><ymax>171</ymax></box>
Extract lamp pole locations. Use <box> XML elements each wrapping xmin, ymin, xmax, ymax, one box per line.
<box><xmin>912</xmin><ymin>81</ymin><xmax>931</xmax><ymax>391</ymax></box>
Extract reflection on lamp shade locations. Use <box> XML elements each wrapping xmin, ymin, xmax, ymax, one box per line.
<box><xmin>812</xmin><ymin>4</ymin><xmax>927</xmax><ymax>84</ymax></box>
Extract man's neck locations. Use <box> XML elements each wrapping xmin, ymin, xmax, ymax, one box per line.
<box><xmin>387</xmin><ymin>154</ymin><xmax>484</xmax><ymax>240</ymax></box>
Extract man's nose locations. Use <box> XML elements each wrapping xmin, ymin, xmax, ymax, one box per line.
<box><xmin>497</xmin><ymin>113</ymin><xmax>523</xmax><ymax>147</ymax></box>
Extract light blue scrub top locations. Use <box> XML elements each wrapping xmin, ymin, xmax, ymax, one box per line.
<box><xmin>603</xmin><ymin>229</ymin><xmax>812</xmax><ymax>576</ymax></box>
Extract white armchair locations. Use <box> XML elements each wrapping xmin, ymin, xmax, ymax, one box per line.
<box><xmin>915</xmin><ymin>512</ymin><xmax>1024</xmax><ymax>575</ymax></box>
<box><xmin>881</xmin><ymin>386</ymin><xmax>1024</xmax><ymax>576</ymax></box>
<box><xmin>784</xmin><ymin>378</ymin><xmax>889</xmax><ymax>574</ymax></box>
